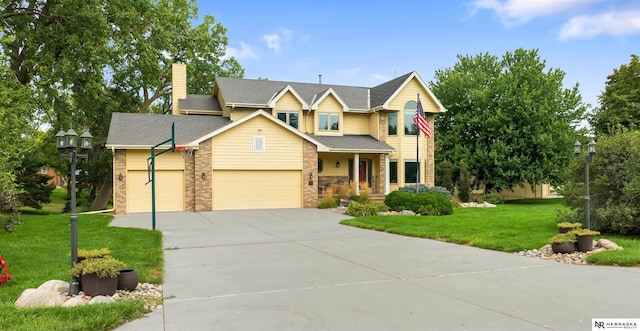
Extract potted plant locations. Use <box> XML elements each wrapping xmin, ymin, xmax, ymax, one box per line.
<box><xmin>550</xmin><ymin>232</ymin><xmax>577</xmax><ymax>254</ymax></box>
<box><xmin>556</xmin><ymin>222</ymin><xmax>583</xmax><ymax>233</ymax></box>
<box><xmin>77</xmin><ymin>248</ymin><xmax>112</xmax><ymax>261</ymax></box>
<box><xmin>71</xmin><ymin>256</ymin><xmax>126</xmax><ymax>296</ymax></box>
<box><xmin>572</xmin><ymin>228</ymin><xmax>600</xmax><ymax>252</ymax></box>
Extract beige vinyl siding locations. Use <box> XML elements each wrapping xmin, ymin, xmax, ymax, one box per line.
<box><xmin>171</xmin><ymin>64</ymin><xmax>187</xmax><ymax>115</ymax></box>
<box><xmin>388</xmin><ymin>78</ymin><xmax>440</xmax><ymax>113</ymax></box>
<box><xmin>369</xmin><ymin>112</ymin><xmax>380</xmax><ymax>140</ymax></box>
<box><xmin>342</xmin><ymin>113</ymin><xmax>369</xmax><ymax>135</ymax></box>
<box><xmin>230</xmin><ymin>108</ymin><xmax>257</xmax><ymax>121</ymax></box>
<box><xmin>212</xmin><ymin>116</ymin><xmax>303</xmax><ymax>170</ymax></box>
<box><xmin>127</xmin><ymin>170</ymin><xmax>184</xmax><ymax>213</ymax></box>
<box><xmin>274</xmin><ymin>92</ymin><xmax>304</xmax><ymax>131</ymax></box>
<box><xmin>126</xmin><ymin>150</ymin><xmax>184</xmax><ymax>170</ymax></box>
<box><xmin>212</xmin><ymin>170</ymin><xmax>302</xmax><ymax>210</ymax></box>
<box><xmin>314</xmin><ymin>95</ymin><xmax>343</xmax><ymax>135</ymax></box>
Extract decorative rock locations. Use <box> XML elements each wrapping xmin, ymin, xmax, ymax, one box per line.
<box><xmin>62</xmin><ymin>296</ymin><xmax>85</xmax><ymax>307</ymax></box>
<box><xmin>339</xmin><ymin>199</ymin><xmax>351</xmax><ymax>207</ymax></box>
<box><xmin>482</xmin><ymin>202</ymin><xmax>497</xmax><ymax>208</ymax></box>
<box><xmin>517</xmin><ymin>239</ymin><xmax>623</xmax><ymax>265</ymax></box>
<box><xmin>597</xmin><ymin>239</ymin><xmax>623</xmax><ymax>250</ymax></box>
<box><xmin>400</xmin><ymin>210</ymin><xmax>416</xmax><ymax>216</ymax></box>
<box><xmin>90</xmin><ymin>296</ymin><xmax>116</xmax><ymax>304</ymax></box>
<box><xmin>38</xmin><ymin>280</ymin><xmax>69</xmax><ymax>294</ymax></box>
<box><xmin>377</xmin><ymin>212</ymin><xmax>387</xmax><ymax>216</ymax></box>
<box><xmin>15</xmin><ymin>288</ymin><xmax>64</xmax><ymax>308</ymax></box>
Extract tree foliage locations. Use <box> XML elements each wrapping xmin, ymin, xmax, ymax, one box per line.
<box><xmin>1</xmin><ymin>0</ymin><xmax>244</xmax><ymax>209</ymax></box>
<box><xmin>591</xmin><ymin>54</ymin><xmax>640</xmax><ymax>135</ymax></box>
<box><xmin>431</xmin><ymin>48</ymin><xmax>586</xmax><ymax>192</ymax></box>
<box><xmin>16</xmin><ymin>153</ymin><xmax>55</xmax><ymax>210</ymax></box>
<box><xmin>562</xmin><ymin>131</ymin><xmax>640</xmax><ymax>234</ymax></box>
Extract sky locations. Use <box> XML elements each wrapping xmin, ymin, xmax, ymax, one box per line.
<box><xmin>196</xmin><ymin>0</ymin><xmax>640</xmax><ymax>109</ymax></box>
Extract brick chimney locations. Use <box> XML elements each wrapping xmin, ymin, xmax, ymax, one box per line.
<box><xmin>171</xmin><ymin>63</ymin><xmax>187</xmax><ymax>115</ymax></box>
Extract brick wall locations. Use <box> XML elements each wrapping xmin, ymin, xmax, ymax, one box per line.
<box><xmin>303</xmin><ymin>140</ymin><xmax>318</xmax><ymax>208</ymax></box>
<box><xmin>194</xmin><ymin>139</ymin><xmax>212</xmax><ymax>211</ymax></box>
<box><xmin>184</xmin><ymin>149</ymin><xmax>195</xmax><ymax>212</ymax></box>
<box><xmin>114</xmin><ymin>150</ymin><xmax>126</xmax><ymax>214</ymax></box>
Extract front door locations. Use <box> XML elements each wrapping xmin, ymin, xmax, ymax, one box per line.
<box><xmin>359</xmin><ymin>160</ymin><xmax>367</xmax><ymax>185</ymax></box>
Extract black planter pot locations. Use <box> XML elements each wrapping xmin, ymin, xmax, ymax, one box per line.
<box><xmin>551</xmin><ymin>242</ymin><xmax>576</xmax><ymax>254</ymax></box>
<box><xmin>577</xmin><ymin>235</ymin><xmax>595</xmax><ymax>252</ymax></box>
<box><xmin>81</xmin><ymin>273</ymin><xmax>118</xmax><ymax>296</ymax></box>
<box><xmin>117</xmin><ymin>269</ymin><xmax>139</xmax><ymax>291</ymax></box>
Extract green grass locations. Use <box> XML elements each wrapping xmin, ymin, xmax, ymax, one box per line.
<box><xmin>0</xmin><ymin>192</ymin><xmax>163</xmax><ymax>330</ymax></box>
<box><xmin>341</xmin><ymin>198</ymin><xmax>640</xmax><ymax>267</ymax></box>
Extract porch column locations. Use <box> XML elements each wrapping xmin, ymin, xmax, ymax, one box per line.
<box><xmin>385</xmin><ymin>154</ymin><xmax>390</xmax><ymax>194</ymax></box>
<box><xmin>353</xmin><ymin>153</ymin><xmax>360</xmax><ymax>195</ymax></box>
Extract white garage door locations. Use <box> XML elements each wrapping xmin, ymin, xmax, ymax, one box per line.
<box><xmin>212</xmin><ymin>170</ymin><xmax>302</xmax><ymax>210</ymax></box>
<box><xmin>127</xmin><ymin>170</ymin><xmax>184</xmax><ymax>213</ymax></box>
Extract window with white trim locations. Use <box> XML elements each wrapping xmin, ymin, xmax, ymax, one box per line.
<box><xmin>319</xmin><ymin>113</ymin><xmax>339</xmax><ymax>131</ymax></box>
<box><xmin>277</xmin><ymin>111</ymin><xmax>299</xmax><ymax>129</ymax></box>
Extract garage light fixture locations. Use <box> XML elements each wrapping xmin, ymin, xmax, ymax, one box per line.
<box><xmin>118</xmin><ymin>173</ymin><xmax>123</xmax><ymax>181</ymax></box>
<box><xmin>201</xmin><ymin>172</ymin><xmax>206</xmax><ymax>180</ymax></box>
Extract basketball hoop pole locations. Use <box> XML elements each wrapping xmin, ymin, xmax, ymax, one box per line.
<box><xmin>146</xmin><ymin>122</ymin><xmax>175</xmax><ymax>230</ymax></box>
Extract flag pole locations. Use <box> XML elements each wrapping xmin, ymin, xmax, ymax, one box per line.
<box><xmin>416</xmin><ymin>92</ymin><xmax>420</xmax><ymax>194</ymax></box>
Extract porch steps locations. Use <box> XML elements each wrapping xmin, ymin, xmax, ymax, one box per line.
<box><xmin>368</xmin><ymin>193</ymin><xmax>386</xmax><ymax>203</ymax></box>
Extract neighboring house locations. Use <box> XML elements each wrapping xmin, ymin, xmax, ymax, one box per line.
<box><xmin>106</xmin><ymin>64</ymin><xmax>446</xmax><ymax>214</ymax></box>
<box><xmin>43</xmin><ymin>167</ymin><xmax>64</xmax><ymax>187</ymax></box>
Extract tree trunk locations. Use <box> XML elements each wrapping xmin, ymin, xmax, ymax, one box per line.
<box><xmin>90</xmin><ymin>176</ymin><xmax>112</xmax><ymax>211</ymax></box>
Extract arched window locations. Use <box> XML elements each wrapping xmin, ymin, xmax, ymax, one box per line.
<box><xmin>403</xmin><ymin>101</ymin><xmax>418</xmax><ymax>135</ymax></box>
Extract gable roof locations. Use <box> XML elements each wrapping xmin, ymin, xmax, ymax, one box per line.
<box><xmin>187</xmin><ymin>109</ymin><xmax>329</xmax><ymax>152</ymax></box>
<box><xmin>214</xmin><ymin>71</ymin><xmax>444</xmax><ymax>113</ymax></box>
<box><xmin>214</xmin><ymin>77</ymin><xmax>370</xmax><ymax>111</ymax></box>
<box><xmin>371</xmin><ymin>71</ymin><xmax>446</xmax><ymax>112</ymax></box>
<box><xmin>106</xmin><ymin>113</ymin><xmax>230</xmax><ymax>149</ymax></box>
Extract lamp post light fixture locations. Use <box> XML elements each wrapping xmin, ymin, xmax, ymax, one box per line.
<box><xmin>574</xmin><ymin>139</ymin><xmax>596</xmax><ymax>229</ymax></box>
<box><xmin>56</xmin><ymin>128</ymin><xmax>93</xmax><ymax>296</ymax></box>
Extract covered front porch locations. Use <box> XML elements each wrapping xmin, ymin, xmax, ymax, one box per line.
<box><xmin>310</xmin><ymin>135</ymin><xmax>394</xmax><ymax>198</ymax></box>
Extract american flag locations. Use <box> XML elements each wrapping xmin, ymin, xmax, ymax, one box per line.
<box><xmin>414</xmin><ymin>95</ymin><xmax>432</xmax><ymax>138</ymax></box>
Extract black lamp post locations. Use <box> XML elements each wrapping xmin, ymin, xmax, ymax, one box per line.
<box><xmin>56</xmin><ymin>128</ymin><xmax>93</xmax><ymax>296</ymax></box>
<box><xmin>574</xmin><ymin>139</ymin><xmax>596</xmax><ymax>229</ymax></box>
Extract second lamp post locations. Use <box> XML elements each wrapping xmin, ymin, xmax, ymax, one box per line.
<box><xmin>574</xmin><ymin>139</ymin><xmax>596</xmax><ymax>230</ymax></box>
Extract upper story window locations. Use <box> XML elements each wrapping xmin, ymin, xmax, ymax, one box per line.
<box><xmin>388</xmin><ymin>112</ymin><xmax>398</xmax><ymax>135</ymax></box>
<box><xmin>277</xmin><ymin>111</ymin><xmax>299</xmax><ymax>129</ymax></box>
<box><xmin>319</xmin><ymin>113</ymin><xmax>339</xmax><ymax>131</ymax></box>
<box><xmin>403</xmin><ymin>101</ymin><xmax>418</xmax><ymax>135</ymax></box>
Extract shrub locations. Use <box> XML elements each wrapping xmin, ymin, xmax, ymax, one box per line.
<box><xmin>562</xmin><ymin>131</ymin><xmax>640</xmax><ymax>234</ymax></box>
<box><xmin>435</xmin><ymin>160</ymin><xmax>454</xmax><ymax>193</ymax></box>
<box><xmin>346</xmin><ymin>202</ymin><xmax>388</xmax><ymax>217</ymax></box>
<box><xmin>550</xmin><ymin>232</ymin><xmax>577</xmax><ymax>244</ymax></box>
<box><xmin>384</xmin><ymin>190</ymin><xmax>452</xmax><ymax>216</ymax></box>
<box><xmin>399</xmin><ymin>184</ymin><xmax>452</xmax><ymax>199</ymax></box>
<box><xmin>318</xmin><ymin>198</ymin><xmax>338</xmax><ymax>209</ymax></box>
<box><xmin>71</xmin><ymin>256</ymin><xmax>126</xmax><ymax>279</ymax></box>
<box><xmin>458</xmin><ymin>160</ymin><xmax>471</xmax><ymax>202</ymax></box>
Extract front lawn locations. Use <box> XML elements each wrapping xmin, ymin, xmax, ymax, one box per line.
<box><xmin>341</xmin><ymin>199</ymin><xmax>640</xmax><ymax>266</ymax></box>
<box><xmin>0</xmin><ymin>210</ymin><xmax>163</xmax><ymax>330</ymax></box>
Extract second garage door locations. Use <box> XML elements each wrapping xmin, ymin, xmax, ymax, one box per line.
<box><xmin>212</xmin><ymin>170</ymin><xmax>302</xmax><ymax>210</ymax></box>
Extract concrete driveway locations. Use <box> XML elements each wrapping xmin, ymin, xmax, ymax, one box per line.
<box><xmin>112</xmin><ymin>209</ymin><xmax>640</xmax><ymax>331</ymax></box>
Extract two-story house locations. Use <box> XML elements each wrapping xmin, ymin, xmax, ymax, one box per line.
<box><xmin>106</xmin><ymin>63</ymin><xmax>446</xmax><ymax>214</ymax></box>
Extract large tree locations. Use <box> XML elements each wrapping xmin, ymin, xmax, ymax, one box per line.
<box><xmin>431</xmin><ymin>48</ymin><xmax>587</xmax><ymax>193</ymax></box>
<box><xmin>2</xmin><ymin>0</ymin><xmax>244</xmax><ymax>210</ymax></box>
<box><xmin>591</xmin><ymin>54</ymin><xmax>640</xmax><ymax>135</ymax></box>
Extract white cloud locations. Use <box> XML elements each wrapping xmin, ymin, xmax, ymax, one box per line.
<box><xmin>225</xmin><ymin>41</ymin><xmax>258</xmax><ymax>61</ymax></box>
<box><xmin>470</xmin><ymin>0</ymin><xmax>596</xmax><ymax>26</ymax></box>
<box><xmin>262</xmin><ymin>28</ymin><xmax>296</xmax><ymax>54</ymax></box>
<box><xmin>559</xmin><ymin>10</ymin><xmax>640</xmax><ymax>40</ymax></box>
<box><xmin>262</xmin><ymin>34</ymin><xmax>282</xmax><ymax>53</ymax></box>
